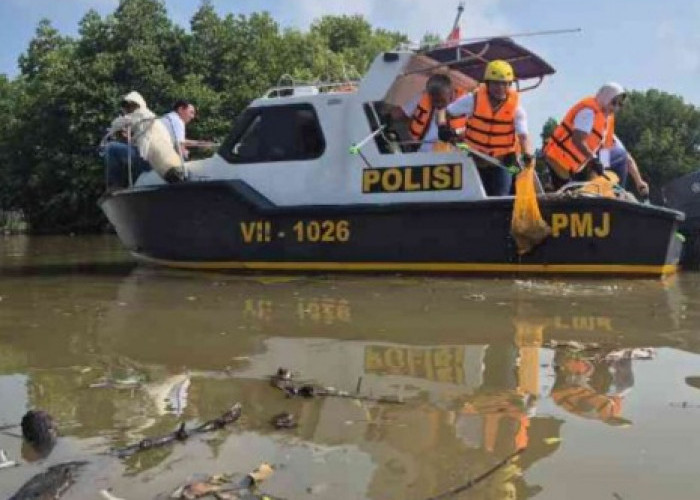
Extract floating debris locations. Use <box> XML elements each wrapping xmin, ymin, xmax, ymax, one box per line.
<box><xmin>166</xmin><ymin>376</ymin><xmax>191</xmax><ymax>416</ymax></box>
<box><xmin>271</xmin><ymin>412</ymin><xmax>297</xmax><ymax>429</ymax></box>
<box><xmin>170</xmin><ymin>463</ymin><xmax>275</xmax><ymax>499</ymax></box>
<box><xmin>271</xmin><ymin>367</ymin><xmax>403</xmax><ymax>404</ymax></box>
<box><xmin>8</xmin><ymin>461</ymin><xmax>86</xmax><ymax>500</ymax></box>
<box><xmin>0</xmin><ymin>449</ymin><xmax>18</xmax><ymax>469</ymax></box>
<box><xmin>21</xmin><ymin>410</ymin><xmax>57</xmax><ymax>449</ymax></box>
<box><xmin>306</xmin><ymin>483</ymin><xmax>330</xmax><ymax>495</ymax></box>
<box><xmin>604</xmin><ymin>348</ymin><xmax>655</xmax><ymax>361</ymax></box>
<box><xmin>686</xmin><ymin>376</ymin><xmax>700</xmax><ymax>390</ymax></box>
<box><xmin>462</xmin><ymin>294</ymin><xmax>486</xmax><ymax>301</ymax></box>
<box><xmin>144</xmin><ymin>374</ymin><xmax>192</xmax><ymax>417</ymax></box>
<box><xmin>89</xmin><ymin>376</ymin><xmax>143</xmax><ymax>390</ymax></box>
<box><xmin>193</xmin><ymin>402</ymin><xmax>243</xmax><ymax>433</ymax></box>
<box><xmin>99</xmin><ymin>489</ymin><xmax>127</xmax><ymax>500</ymax></box>
<box><xmin>114</xmin><ymin>403</ymin><xmax>242</xmax><ymax>458</ymax></box>
<box><xmin>123</xmin><ymin>421</ymin><xmax>189</xmax><ymax>458</ymax></box>
<box><xmin>669</xmin><ymin>401</ymin><xmax>700</xmax><ymax>409</ymax></box>
<box><xmin>174</xmin><ymin>475</ymin><xmax>230</xmax><ymax>499</ymax></box>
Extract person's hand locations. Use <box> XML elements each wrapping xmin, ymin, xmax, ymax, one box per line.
<box><xmin>587</xmin><ymin>157</ymin><xmax>605</xmax><ymax>176</ymax></box>
<box><xmin>636</xmin><ymin>180</ymin><xmax>650</xmax><ymax>197</ymax></box>
<box><xmin>522</xmin><ymin>152</ymin><xmax>535</xmax><ymax>167</ymax></box>
<box><xmin>438</xmin><ymin>125</ymin><xmax>458</xmax><ymax>143</ymax></box>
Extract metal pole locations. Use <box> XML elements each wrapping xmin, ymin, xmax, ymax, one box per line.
<box><xmin>451</xmin><ymin>2</ymin><xmax>465</xmax><ymax>34</ymax></box>
<box><xmin>454</xmin><ymin>27</ymin><xmax>582</xmax><ymax>44</ymax></box>
<box><xmin>126</xmin><ymin>126</ymin><xmax>133</xmax><ymax>187</ymax></box>
<box><xmin>349</xmin><ymin>125</ymin><xmax>387</xmax><ymax>154</ymax></box>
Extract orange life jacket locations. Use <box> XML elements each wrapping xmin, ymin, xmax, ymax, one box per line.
<box><xmin>409</xmin><ymin>89</ymin><xmax>467</xmax><ymax>141</ymax></box>
<box><xmin>551</xmin><ymin>385</ymin><xmax>623</xmax><ymax>422</ymax></box>
<box><xmin>464</xmin><ymin>85</ymin><xmax>519</xmax><ymax>158</ymax></box>
<box><xmin>462</xmin><ymin>393</ymin><xmax>529</xmax><ymax>452</ymax></box>
<box><xmin>544</xmin><ymin>96</ymin><xmax>615</xmax><ymax>173</ymax></box>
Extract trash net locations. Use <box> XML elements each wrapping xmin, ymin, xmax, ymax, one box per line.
<box><xmin>511</xmin><ymin>166</ymin><xmax>552</xmax><ymax>255</ymax></box>
<box><xmin>578</xmin><ymin>171</ymin><xmax>620</xmax><ymax>198</ymax></box>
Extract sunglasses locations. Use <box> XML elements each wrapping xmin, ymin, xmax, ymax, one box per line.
<box><xmin>488</xmin><ymin>80</ymin><xmax>512</xmax><ymax>87</ymax></box>
<box><xmin>611</xmin><ymin>95</ymin><xmax>626</xmax><ymax>108</ymax></box>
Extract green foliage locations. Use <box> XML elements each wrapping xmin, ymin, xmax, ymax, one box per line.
<box><xmin>615</xmin><ymin>89</ymin><xmax>700</xmax><ymax>187</ymax></box>
<box><xmin>6</xmin><ymin>0</ymin><xmax>695</xmax><ymax>233</ymax></box>
<box><xmin>420</xmin><ymin>32</ymin><xmax>443</xmax><ymax>49</ymax></box>
<box><xmin>540</xmin><ymin>117</ymin><xmax>557</xmax><ymax>145</ymax></box>
<box><xmin>0</xmin><ymin>0</ymin><xmax>403</xmax><ymax>233</ymax></box>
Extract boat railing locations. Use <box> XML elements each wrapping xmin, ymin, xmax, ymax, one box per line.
<box><xmin>263</xmin><ymin>73</ymin><xmax>359</xmax><ymax>99</ymax></box>
<box><xmin>99</xmin><ymin>116</ymin><xmax>188</xmax><ymax>189</ymax></box>
<box><xmin>263</xmin><ymin>81</ymin><xmax>360</xmax><ymax>98</ymax></box>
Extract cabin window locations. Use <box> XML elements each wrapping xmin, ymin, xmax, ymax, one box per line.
<box><xmin>363</xmin><ymin>101</ymin><xmax>418</xmax><ymax>154</ymax></box>
<box><xmin>221</xmin><ymin>104</ymin><xmax>325</xmax><ymax>163</ymax></box>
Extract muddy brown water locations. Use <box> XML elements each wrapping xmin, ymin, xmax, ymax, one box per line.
<box><xmin>1</xmin><ymin>235</ymin><xmax>700</xmax><ymax>499</ymax></box>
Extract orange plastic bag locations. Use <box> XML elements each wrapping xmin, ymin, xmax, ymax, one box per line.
<box><xmin>511</xmin><ymin>166</ymin><xmax>552</xmax><ymax>255</ymax></box>
<box><xmin>432</xmin><ymin>141</ymin><xmax>455</xmax><ymax>153</ymax></box>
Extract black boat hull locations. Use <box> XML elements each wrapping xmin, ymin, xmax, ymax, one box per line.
<box><xmin>663</xmin><ymin>170</ymin><xmax>700</xmax><ymax>269</ymax></box>
<box><xmin>100</xmin><ymin>181</ymin><xmax>683</xmax><ymax>276</ymax></box>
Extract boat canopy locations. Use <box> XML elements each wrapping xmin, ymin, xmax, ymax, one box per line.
<box><xmin>383</xmin><ymin>38</ymin><xmax>555</xmax><ymax>109</ymax></box>
<box><xmin>423</xmin><ymin>37</ymin><xmax>556</xmax><ymax>83</ymax></box>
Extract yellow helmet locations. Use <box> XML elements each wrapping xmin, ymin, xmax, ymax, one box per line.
<box><xmin>484</xmin><ymin>60</ymin><xmax>515</xmax><ymax>83</ymax></box>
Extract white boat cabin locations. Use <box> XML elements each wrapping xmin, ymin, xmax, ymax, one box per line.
<box><xmin>136</xmin><ymin>38</ymin><xmax>555</xmax><ymax>207</ymax></box>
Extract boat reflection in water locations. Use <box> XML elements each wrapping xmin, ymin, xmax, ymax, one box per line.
<box><xmin>1</xmin><ymin>268</ymin><xmax>699</xmax><ymax>499</ymax></box>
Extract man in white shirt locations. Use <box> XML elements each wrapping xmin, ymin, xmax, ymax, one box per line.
<box><xmin>161</xmin><ymin>100</ymin><xmax>196</xmax><ymax>160</ymax></box>
<box><xmin>544</xmin><ymin>83</ymin><xmax>638</xmax><ymax>191</ymax></box>
<box><xmin>437</xmin><ymin>60</ymin><xmax>534</xmax><ymax>196</ymax></box>
<box><xmin>442</xmin><ymin>92</ymin><xmax>530</xmax><ymax>156</ymax></box>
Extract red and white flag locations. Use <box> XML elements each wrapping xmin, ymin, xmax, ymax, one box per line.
<box><xmin>445</xmin><ymin>25</ymin><xmax>461</xmax><ymax>46</ymax></box>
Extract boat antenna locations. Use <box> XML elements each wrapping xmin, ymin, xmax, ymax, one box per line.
<box><xmin>456</xmin><ymin>27</ymin><xmax>582</xmax><ymax>43</ymax></box>
<box><xmin>451</xmin><ymin>1</ymin><xmax>465</xmax><ymax>35</ymax></box>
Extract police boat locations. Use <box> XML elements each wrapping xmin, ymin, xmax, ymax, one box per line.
<box><xmin>100</xmin><ymin>38</ymin><xmax>683</xmax><ymax>276</ymax></box>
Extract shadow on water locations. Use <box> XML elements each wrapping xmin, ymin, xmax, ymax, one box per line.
<box><xmin>0</xmin><ymin>234</ymin><xmax>136</xmax><ymax>277</ymax></box>
<box><xmin>1</xmin><ymin>236</ymin><xmax>700</xmax><ymax>499</ymax></box>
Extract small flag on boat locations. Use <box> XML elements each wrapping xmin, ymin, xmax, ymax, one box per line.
<box><xmin>443</xmin><ymin>2</ymin><xmax>465</xmax><ymax>47</ymax></box>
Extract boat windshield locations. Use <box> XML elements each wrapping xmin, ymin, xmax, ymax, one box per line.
<box><xmin>364</xmin><ymin>54</ymin><xmax>477</xmax><ymax>154</ymax></box>
<box><xmin>219</xmin><ymin>104</ymin><xmax>326</xmax><ymax>164</ymax></box>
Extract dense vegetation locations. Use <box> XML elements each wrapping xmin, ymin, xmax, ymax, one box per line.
<box><xmin>0</xmin><ymin>0</ymin><xmax>405</xmax><ymax>232</ymax></box>
<box><xmin>0</xmin><ymin>0</ymin><xmax>698</xmax><ymax>232</ymax></box>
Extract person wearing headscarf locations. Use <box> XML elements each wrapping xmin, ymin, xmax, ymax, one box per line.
<box><xmin>103</xmin><ymin>91</ymin><xmax>185</xmax><ymax>191</ymax></box>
